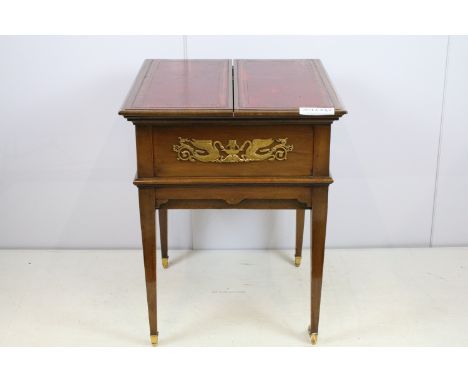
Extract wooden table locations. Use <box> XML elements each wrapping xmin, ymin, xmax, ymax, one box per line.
<box><xmin>119</xmin><ymin>59</ymin><xmax>346</xmax><ymax>345</ymax></box>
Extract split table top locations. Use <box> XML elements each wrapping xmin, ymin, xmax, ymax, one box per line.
<box><xmin>119</xmin><ymin>59</ymin><xmax>346</xmax><ymax>345</ymax></box>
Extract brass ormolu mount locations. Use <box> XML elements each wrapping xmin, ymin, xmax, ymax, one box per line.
<box><xmin>173</xmin><ymin>137</ymin><xmax>293</xmax><ymax>163</ymax></box>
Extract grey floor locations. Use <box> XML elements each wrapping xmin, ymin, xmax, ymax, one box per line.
<box><xmin>0</xmin><ymin>247</ymin><xmax>467</xmax><ymax>346</ymax></box>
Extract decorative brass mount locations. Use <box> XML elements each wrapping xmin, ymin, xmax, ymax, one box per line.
<box><xmin>173</xmin><ymin>137</ymin><xmax>293</xmax><ymax>163</ymax></box>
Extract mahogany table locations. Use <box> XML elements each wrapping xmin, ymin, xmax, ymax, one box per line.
<box><xmin>119</xmin><ymin>59</ymin><xmax>346</xmax><ymax>345</ymax></box>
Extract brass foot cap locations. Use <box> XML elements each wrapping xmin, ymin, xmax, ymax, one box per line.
<box><xmin>310</xmin><ymin>333</ymin><xmax>318</xmax><ymax>345</ymax></box>
<box><xmin>294</xmin><ymin>256</ymin><xmax>301</xmax><ymax>267</ymax></box>
<box><xmin>150</xmin><ymin>335</ymin><xmax>158</xmax><ymax>346</ymax></box>
<box><xmin>162</xmin><ymin>258</ymin><xmax>169</xmax><ymax>269</ymax></box>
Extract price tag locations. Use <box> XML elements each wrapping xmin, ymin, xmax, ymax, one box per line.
<box><xmin>299</xmin><ymin>107</ymin><xmax>335</xmax><ymax>116</ymax></box>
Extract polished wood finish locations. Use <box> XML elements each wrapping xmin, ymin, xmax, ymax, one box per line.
<box><xmin>156</xmin><ymin>199</ymin><xmax>307</xmax><ymax>210</ymax></box>
<box><xmin>135</xmin><ymin>126</ymin><xmax>154</xmax><ymax>177</ymax></box>
<box><xmin>312</xmin><ymin>125</ymin><xmax>331</xmax><ymax>176</ymax></box>
<box><xmin>310</xmin><ymin>186</ymin><xmax>329</xmax><ymax>337</ymax></box>
<box><xmin>152</xmin><ymin>124</ymin><xmax>314</xmax><ymax>177</ymax></box>
<box><xmin>154</xmin><ymin>186</ymin><xmax>312</xmax><ymax>208</ymax></box>
<box><xmin>295</xmin><ymin>209</ymin><xmax>305</xmax><ymax>263</ymax></box>
<box><xmin>138</xmin><ymin>188</ymin><xmax>158</xmax><ymax>339</ymax></box>
<box><xmin>158</xmin><ymin>209</ymin><xmax>168</xmax><ymax>262</ymax></box>
<box><xmin>134</xmin><ymin>176</ymin><xmax>333</xmax><ymax>187</ymax></box>
<box><xmin>120</xmin><ymin>59</ymin><xmax>346</xmax><ymax>345</ymax></box>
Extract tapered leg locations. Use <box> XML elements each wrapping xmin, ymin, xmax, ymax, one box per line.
<box><xmin>159</xmin><ymin>209</ymin><xmax>168</xmax><ymax>269</ymax></box>
<box><xmin>309</xmin><ymin>186</ymin><xmax>329</xmax><ymax>345</ymax></box>
<box><xmin>295</xmin><ymin>209</ymin><xmax>305</xmax><ymax>267</ymax></box>
<box><xmin>138</xmin><ymin>188</ymin><xmax>158</xmax><ymax>346</ymax></box>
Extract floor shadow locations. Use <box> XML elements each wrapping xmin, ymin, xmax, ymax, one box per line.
<box><xmin>165</xmin><ymin>250</ymin><xmax>200</xmax><ymax>267</ymax></box>
<box><xmin>269</xmin><ymin>249</ymin><xmax>296</xmax><ymax>266</ymax></box>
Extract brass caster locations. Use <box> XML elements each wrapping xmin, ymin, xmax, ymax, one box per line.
<box><xmin>162</xmin><ymin>258</ymin><xmax>169</xmax><ymax>269</ymax></box>
<box><xmin>294</xmin><ymin>256</ymin><xmax>301</xmax><ymax>267</ymax></box>
<box><xmin>310</xmin><ymin>333</ymin><xmax>318</xmax><ymax>345</ymax></box>
<box><xmin>150</xmin><ymin>334</ymin><xmax>158</xmax><ymax>346</ymax></box>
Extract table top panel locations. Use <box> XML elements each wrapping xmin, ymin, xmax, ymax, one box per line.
<box><xmin>234</xmin><ymin>59</ymin><xmax>345</xmax><ymax>117</ymax></box>
<box><xmin>120</xmin><ymin>59</ymin><xmax>233</xmax><ymax>117</ymax></box>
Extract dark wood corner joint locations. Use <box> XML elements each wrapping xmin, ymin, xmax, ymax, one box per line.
<box><xmin>119</xmin><ymin>59</ymin><xmax>346</xmax><ymax>345</ymax></box>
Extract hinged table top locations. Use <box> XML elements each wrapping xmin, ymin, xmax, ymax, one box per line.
<box><xmin>119</xmin><ymin>59</ymin><xmax>346</xmax><ymax>119</ymax></box>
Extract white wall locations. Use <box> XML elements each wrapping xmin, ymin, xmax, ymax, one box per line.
<box><xmin>0</xmin><ymin>36</ymin><xmax>192</xmax><ymax>249</ymax></box>
<box><xmin>430</xmin><ymin>36</ymin><xmax>468</xmax><ymax>246</ymax></box>
<box><xmin>0</xmin><ymin>36</ymin><xmax>466</xmax><ymax>249</ymax></box>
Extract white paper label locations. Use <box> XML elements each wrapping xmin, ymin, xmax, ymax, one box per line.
<box><xmin>299</xmin><ymin>107</ymin><xmax>335</xmax><ymax>116</ymax></box>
